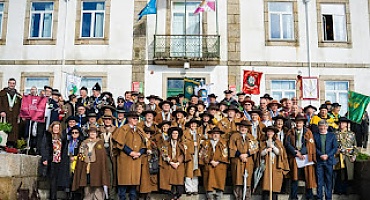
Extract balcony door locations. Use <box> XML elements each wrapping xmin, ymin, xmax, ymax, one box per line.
<box><xmin>171</xmin><ymin>2</ymin><xmax>202</xmax><ymax>58</ymax></box>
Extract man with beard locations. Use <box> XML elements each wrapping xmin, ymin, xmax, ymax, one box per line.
<box><xmin>0</xmin><ymin>78</ymin><xmax>22</xmax><ymax>147</ymax></box>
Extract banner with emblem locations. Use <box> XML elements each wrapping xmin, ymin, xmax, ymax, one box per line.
<box><xmin>242</xmin><ymin>70</ymin><xmax>263</xmax><ymax>95</ymax></box>
<box><xmin>348</xmin><ymin>91</ymin><xmax>370</xmax><ymax>124</ymax></box>
<box><xmin>184</xmin><ymin>78</ymin><xmax>200</xmax><ymax>101</ymax></box>
<box><xmin>20</xmin><ymin>95</ymin><xmax>48</xmax><ymax>122</ymax></box>
<box><xmin>65</xmin><ymin>74</ymin><xmax>81</xmax><ymax>98</ymax></box>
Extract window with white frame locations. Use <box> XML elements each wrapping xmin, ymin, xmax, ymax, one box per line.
<box><xmin>24</xmin><ymin>77</ymin><xmax>49</xmax><ymax>94</ymax></box>
<box><xmin>325</xmin><ymin>81</ymin><xmax>348</xmax><ymax>116</ymax></box>
<box><xmin>271</xmin><ymin>80</ymin><xmax>296</xmax><ymax>100</ymax></box>
<box><xmin>268</xmin><ymin>2</ymin><xmax>294</xmax><ymax>40</ymax></box>
<box><xmin>321</xmin><ymin>4</ymin><xmax>347</xmax><ymax>42</ymax></box>
<box><xmin>0</xmin><ymin>3</ymin><xmax>4</xmax><ymax>38</ymax></box>
<box><xmin>29</xmin><ymin>2</ymin><xmax>54</xmax><ymax>38</ymax></box>
<box><xmin>81</xmin><ymin>1</ymin><xmax>105</xmax><ymax>38</ymax></box>
<box><xmin>80</xmin><ymin>77</ymin><xmax>103</xmax><ymax>95</ymax></box>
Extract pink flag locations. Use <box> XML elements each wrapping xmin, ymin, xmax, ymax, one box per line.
<box><xmin>20</xmin><ymin>95</ymin><xmax>48</xmax><ymax>122</ymax></box>
<box><xmin>194</xmin><ymin>0</ymin><xmax>216</xmax><ymax>14</ymax></box>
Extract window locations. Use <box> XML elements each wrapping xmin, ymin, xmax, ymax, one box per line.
<box><xmin>25</xmin><ymin>77</ymin><xmax>49</xmax><ymax>94</ymax></box>
<box><xmin>268</xmin><ymin>2</ymin><xmax>294</xmax><ymax>40</ymax></box>
<box><xmin>325</xmin><ymin>81</ymin><xmax>348</xmax><ymax>116</ymax></box>
<box><xmin>29</xmin><ymin>2</ymin><xmax>53</xmax><ymax>38</ymax></box>
<box><xmin>0</xmin><ymin>3</ymin><xmax>3</xmax><ymax>38</ymax></box>
<box><xmin>271</xmin><ymin>80</ymin><xmax>296</xmax><ymax>100</ymax></box>
<box><xmin>80</xmin><ymin>77</ymin><xmax>103</xmax><ymax>95</ymax></box>
<box><xmin>81</xmin><ymin>1</ymin><xmax>105</xmax><ymax>38</ymax></box>
<box><xmin>321</xmin><ymin>4</ymin><xmax>347</xmax><ymax>42</ymax></box>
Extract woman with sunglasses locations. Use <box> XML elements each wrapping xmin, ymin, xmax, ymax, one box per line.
<box><xmin>67</xmin><ymin>126</ymin><xmax>84</xmax><ymax>199</ymax></box>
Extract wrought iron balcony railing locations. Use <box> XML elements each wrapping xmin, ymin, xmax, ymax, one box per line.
<box><xmin>154</xmin><ymin>35</ymin><xmax>220</xmax><ymax>60</ymax></box>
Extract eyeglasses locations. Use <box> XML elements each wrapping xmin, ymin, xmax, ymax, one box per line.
<box><xmin>71</xmin><ymin>131</ymin><xmax>79</xmax><ymax>134</ymax></box>
<box><xmin>245</xmin><ymin>104</ymin><xmax>251</xmax><ymax>106</ymax></box>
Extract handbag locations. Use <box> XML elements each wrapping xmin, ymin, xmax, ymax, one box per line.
<box><xmin>148</xmin><ymin>150</ymin><xmax>159</xmax><ymax>175</ymax></box>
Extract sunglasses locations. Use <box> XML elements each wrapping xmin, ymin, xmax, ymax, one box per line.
<box><xmin>245</xmin><ymin>104</ymin><xmax>251</xmax><ymax>106</ymax></box>
<box><xmin>71</xmin><ymin>131</ymin><xmax>79</xmax><ymax>134</ymax></box>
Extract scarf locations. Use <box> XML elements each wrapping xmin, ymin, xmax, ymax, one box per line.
<box><xmin>52</xmin><ymin>139</ymin><xmax>62</xmax><ymax>163</ymax></box>
<box><xmin>210</xmin><ymin>139</ymin><xmax>218</xmax><ymax>153</ymax></box>
<box><xmin>191</xmin><ymin>129</ymin><xmax>199</xmax><ymax>170</ymax></box>
<box><xmin>171</xmin><ymin>139</ymin><xmax>177</xmax><ymax>159</ymax></box>
<box><xmin>252</xmin><ymin>122</ymin><xmax>258</xmax><ymax>139</ymax></box>
<box><xmin>68</xmin><ymin>139</ymin><xmax>78</xmax><ymax>156</ymax></box>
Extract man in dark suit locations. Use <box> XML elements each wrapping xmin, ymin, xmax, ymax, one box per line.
<box><xmin>314</xmin><ymin>119</ymin><xmax>338</xmax><ymax>200</ymax></box>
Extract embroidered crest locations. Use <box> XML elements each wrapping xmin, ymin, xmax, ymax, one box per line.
<box><xmin>222</xmin><ymin>147</ymin><xmax>228</xmax><ymax>157</ymax></box>
<box><xmin>309</xmin><ymin>138</ymin><xmax>314</xmax><ymax>143</ymax></box>
<box><xmin>96</xmin><ymin>144</ymin><xmax>103</xmax><ymax>149</ymax></box>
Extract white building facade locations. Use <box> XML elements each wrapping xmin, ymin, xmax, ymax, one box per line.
<box><xmin>0</xmin><ymin>0</ymin><xmax>369</xmax><ymax>113</ymax></box>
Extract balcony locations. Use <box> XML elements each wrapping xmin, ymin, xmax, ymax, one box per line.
<box><xmin>153</xmin><ymin>35</ymin><xmax>220</xmax><ymax>66</ymax></box>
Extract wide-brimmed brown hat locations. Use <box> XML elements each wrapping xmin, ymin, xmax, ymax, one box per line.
<box><xmin>143</xmin><ymin>127</ymin><xmax>156</xmax><ymax>135</ymax></box>
<box><xmin>236</xmin><ymin>120</ymin><xmax>252</xmax><ymax>127</ymax></box>
<box><xmin>207</xmin><ymin>127</ymin><xmax>225</xmax><ymax>134</ymax></box>
<box><xmin>125</xmin><ymin>111</ymin><xmax>139</xmax><ymax>118</ymax></box>
<box><xmin>294</xmin><ymin>114</ymin><xmax>307</xmax><ymax>122</ymax></box>
<box><xmin>223</xmin><ymin>105</ymin><xmax>240</xmax><ymax>113</ymax></box>
<box><xmin>186</xmin><ymin>105</ymin><xmax>198</xmax><ymax>113</ymax></box>
<box><xmin>168</xmin><ymin>127</ymin><xmax>183</xmax><ymax>138</ymax></box>
<box><xmin>172</xmin><ymin>109</ymin><xmax>188</xmax><ymax>117</ymax></box>
<box><xmin>102</xmin><ymin>110</ymin><xmax>116</xmax><ymax>120</ymax></box>
<box><xmin>272</xmin><ymin>115</ymin><xmax>287</xmax><ymax>121</ymax></box>
<box><xmin>157</xmin><ymin>120</ymin><xmax>172</xmax><ymax>128</ymax></box>
<box><xmin>263</xmin><ymin>126</ymin><xmax>279</xmax><ymax>134</ymax></box>
<box><xmin>199</xmin><ymin>112</ymin><xmax>214</xmax><ymax>119</ymax></box>
<box><xmin>141</xmin><ymin>110</ymin><xmax>157</xmax><ymax>117</ymax></box>
<box><xmin>268</xmin><ymin>100</ymin><xmax>281</xmax><ymax>108</ymax></box>
<box><xmin>185</xmin><ymin>118</ymin><xmax>201</xmax><ymax>127</ymax></box>
<box><xmin>248</xmin><ymin>109</ymin><xmax>262</xmax><ymax>115</ymax></box>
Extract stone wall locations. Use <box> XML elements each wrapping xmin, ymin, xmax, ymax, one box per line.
<box><xmin>227</xmin><ymin>0</ymin><xmax>241</xmax><ymax>89</ymax></box>
<box><xmin>0</xmin><ymin>154</ymin><xmax>40</xmax><ymax>200</ymax></box>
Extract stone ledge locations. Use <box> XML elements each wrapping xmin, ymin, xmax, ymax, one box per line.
<box><xmin>0</xmin><ymin>154</ymin><xmax>40</xmax><ymax>178</ymax></box>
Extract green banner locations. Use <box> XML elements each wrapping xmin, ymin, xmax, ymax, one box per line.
<box><xmin>348</xmin><ymin>91</ymin><xmax>370</xmax><ymax>124</ymax></box>
<box><xmin>184</xmin><ymin>78</ymin><xmax>200</xmax><ymax>101</ymax></box>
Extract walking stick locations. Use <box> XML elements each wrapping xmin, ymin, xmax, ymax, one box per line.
<box><xmin>26</xmin><ymin>120</ymin><xmax>32</xmax><ymax>155</ymax></box>
<box><xmin>269</xmin><ymin>149</ymin><xmax>273</xmax><ymax>200</ymax></box>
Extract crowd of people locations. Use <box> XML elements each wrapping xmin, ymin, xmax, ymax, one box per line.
<box><xmin>0</xmin><ymin>77</ymin><xmax>369</xmax><ymax>200</ymax></box>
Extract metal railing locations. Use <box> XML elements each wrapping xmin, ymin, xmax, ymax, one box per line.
<box><xmin>154</xmin><ymin>35</ymin><xmax>220</xmax><ymax>60</ymax></box>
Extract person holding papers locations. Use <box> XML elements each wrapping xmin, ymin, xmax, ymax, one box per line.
<box><xmin>314</xmin><ymin>120</ymin><xmax>338</xmax><ymax>200</ymax></box>
<box><xmin>285</xmin><ymin>115</ymin><xmax>317</xmax><ymax>200</ymax></box>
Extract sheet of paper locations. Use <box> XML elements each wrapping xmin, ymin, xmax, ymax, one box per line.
<box><xmin>295</xmin><ymin>155</ymin><xmax>315</xmax><ymax>168</ymax></box>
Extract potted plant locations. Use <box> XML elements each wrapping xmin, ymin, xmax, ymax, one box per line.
<box><xmin>0</xmin><ymin>121</ymin><xmax>12</xmax><ymax>147</ymax></box>
<box><xmin>354</xmin><ymin>152</ymin><xmax>370</xmax><ymax>200</ymax></box>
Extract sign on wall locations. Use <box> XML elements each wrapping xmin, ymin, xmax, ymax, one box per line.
<box><xmin>301</xmin><ymin>77</ymin><xmax>319</xmax><ymax>100</ymax></box>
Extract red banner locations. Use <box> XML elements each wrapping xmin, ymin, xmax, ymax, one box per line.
<box><xmin>20</xmin><ymin>95</ymin><xmax>48</xmax><ymax>122</ymax></box>
<box><xmin>242</xmin><ymin>70</ymin><xmax>263</xmax><ymax>95</ymax></box>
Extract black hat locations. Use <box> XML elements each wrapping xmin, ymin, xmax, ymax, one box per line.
<box><xmin>159</xmin><ymin>100</ymin><xmax>173</xmax><ymax>108</ymax></box>
<box><xmin>87</xmin><ymin>112</ymin><xmax>97</xmax><ymax>118</ymax></box>
<box><xmin>272</xmin><ymin>115</ymin><xmax>287</xmax><ymax>121</ymax></box>
<box><xmin>208</xmin><ymin>93</ymin><xmax>218</xmax><ymax>98</ymax></box>
<box><xmin>331</xmin><ymin>103</ymin><xmax>341</xmax><ymax>108</ymax></box>
<box><xmin>303</xmin><ymin>105</ymin><xmax>317</xmax><ymax>112</ymax></box>
<box><xmin>101</xmin><ymin>105</ymin><xmax>116</xmax><ymax>113</ymax></box>
<box><xmin>243</xmin><ymin>100</ymin><xmax>255</xmax><ymax>106</ymax></box>
<box><xmin>190</xmin><ymin>94</ymin><xmax>198</xmax><ymax>98</ymax></box>
<box><xmin>66</xmin><ymin>116</ymin><xmax>79</xmax><ymax>123</ymax></box>
<box><xmin>218</xmin><ymin>101</ymin><xmax>229</xmax><ymax>107</ymax></box>
<box><xmin>92</xmin><ymin>82</ymin><xmax>101</xmax><ymax>91</ymax></box>
<box><xmin>143</xmin><ymin>127</ymin><xmax>156</xmax><ymax>135</ymax></box>
<box><xmin>197</xmin><ymin>101</ymin><xmax>206</xmax><ymax>108</ymax></box>
<box><xmin>208</xmin><ymin>105</ymin><xmax>220</xmax><ymax>111</ymax></box>
<box><xmin>236</xmin><ymin>92</ymin><xmax>246</xmax><ymax>96</ymax></box>
<box><xmin>52</xmin><ymin>89</ymin><xmax>61</xmax><ymax>96</ymax></box>
<box><xmin>224</xmin><ymin>90</ymin><xmax>233</xmax><ymax>94</ymax></box>
<box><xmin>178</xmin><ymin>94</ymin><xmax>185</xmax><ymax>98</ymax></box>
<box><xmin>260</xmin><ymin>93</ymin><xmax>273</xmax><ymax>100</ymax></box>
<box><xmin>199</xmin><ymin>112</ymin><xmax>214</xmax><ymax>119</ymax></box>
<box><xmin>172</xmin><ymin>109</ymin><xmax>188</xmax><ymax>118</ymax></box>
<box><xmin>141</xmin><ymin>110</ymin><xmax>157</xmax><ymax>117</ymax></box>
<box><xmin>186</xmin><ymin>105</ymin><xmax>198</xmax><ymax>113</ymax></box>
<box><xmin>236</xmin><ymin>120</ymin><xmax>252</xmax><ymax>127</ymax></box>
<box><xmin>131</xmin><ymin>91</ymin><xmax>139</xmax><ymax>96</ymax></box>
<box><xmin>207</xmin><ymin>127</ymin><xmax>225</xmax><ymax>135</ymax></box>
<box><xmin>294</xmin><ymin>114</ymin><xmax>307</xmax><ymax>122</ymax></box>
<box><xmin>101</xmin><ymin>91</ymin><xmax>113</xmax><ymax>97</ymax></box>
<box><xmin>125</xmin><ymin>111</ymin><xmax>139</xmax><ymax>118</ymax></box>
<box><xmin>68</xmin><ymin>94</ymin><xmax>77</xmax><ymax>100</ymax></box>
<box><xmin>155</xmin><ymin>96</ymin><xmax>163</xmax><ymax>101</ymax></box>
<box><xmin>146</xmin><ymin>95</ymin><xmax>157</xmax><ymax>100</ymax></box>
<box><xmin>157</xmin><ymin>120</ymin><xmax>172</xmax><ymax>128</ymax></box>
<box><xmin>185</xmin><ymin>118</ymin><xmax>201</xmax><ymax>127</ymax></box>
<box><xmin>138</xmin><ymin>93</ymin><xmax>145</xmax><ymax>98</ymax></box>
<box><xmin>337</xmin><ymin>117</ymin><xmax>351</xmax><ymax>124</ymax></box>
<box><xmin>168</xmin><ymin>127</ymin><xmax>183</xmax><ymax>138</ymax></box>
<box><xmin>319</xmin><ymin>104</ymin><xmax>328</xmax><ymax>110</ymax></box>
<box><xmin>223</xmin><ymin>105</ymin><xmax>240</xmax><ymax>113</ymax></box>
<box><xmin>80</xmin><ymin>86</ymin><xmax>88</xmax><ymax>91</ymax></box>
<box><xmin>263</xmin><ymin>126</ymin><xmax>279</xmax><ymax>134</ymax></box>
<box><xmin>248</xmin><ymin>109</ymin><xmax>262</xmax><ymax>115</ymax></box>
<box><xmin>325</xmin><ymin>100</ymin><xmax>332</xmax><ymax>105</ymax></box>
<box><xmin>44</xmin><ymin>85</ymin><xmax>52</xmax><ymax>90</ymax></box>
<box><xmin>116</xmin><ymin>109</ymin><xmax>126</xmax><ymax>114</ymax></box>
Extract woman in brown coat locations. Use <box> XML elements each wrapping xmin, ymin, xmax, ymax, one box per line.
<box><xmin>199</xmin><ymin>127</ymin><xmax>229</xmax><ymax>200</ymax></box>
<box><xmin>171</xmin><ymin>109</ymin><xmax>187</xmax><ymax>130</ymax></box>
<box><xmin>139</xmin><ymin>127</ymin><xmax>159</xmax><ymax>199</ymax></box>
<box><xmin>154</xmin><ymin>120</ymin><xmax>171</xmax><ymax>148</ymax></box>
<box><xmin>260</xmin><ymin>126</ymin><xmax>290</xmax><ymax>200</ymax></box>
<box><xmin>72</xmin><ymin>127</ymin><xmax>110</xmax><ymax>199</ymax></box>
<box><xmin>159</xmin><ymin>127</ymin><xmax>188</xmax><ymax>200</ymax></box>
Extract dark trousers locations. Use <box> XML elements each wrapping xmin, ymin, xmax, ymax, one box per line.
<box><xmin>262</xmin><ymin>191</ymin><xmax>278</xmax><ymax>200</ymax></box>
<box><xmin>171</xmin><ymin>185</ymin><xmax>184</xmax><ymax>199</ymax></box>
<box><xmin>36</xmin><ymin>122</ymin><xmax>46</xmax><ymax>155</ymax></box>
<box><xmin>118</xmin><ymin>185</ymin><xmax>137</xmax><ymax>200</ymax></box>
<box><xmin>49</xmin><ymin>163</ymin><xmax>60</xmax><ymax>200</ymax></box>
<box><xmin>316</xmin><ymin>162</ymin><xmax>334</xmax><ymax>200</ymax></box>
<box><xmin>290</xmin><ymin>168</ymin><xmax>313</xmax><ymax>200</ymax></box>
<box><xmin>334</xmin><ymin>169</ymin><xmax>348</xmax><ymax>194</ymax></box>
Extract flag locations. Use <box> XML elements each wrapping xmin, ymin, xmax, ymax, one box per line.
<box><xmin>242</xmin><ymin>70</ymin><xmax>263</xmax><ymax>95</ymax></box>
<box><xmin>194</xmin><ymin>0</ymin><xmax>216</xmax><ymax>14</ymax></box>
<box><xmin>348</xmin><ymin>91</ymin><xmax>370</xmax><ymax>124</ymax></box>
<box><xmin>20</xmin><ymin>95</ymin><xmax>48</xmax><ymax>122</ymax></box>
<box><xmin>66</xmin><ymin>74</ymin><xmax>81</xmax><ymax>98</ymax></box>
<box><xmin>184</xmin><ymin>78</ymin><xmax>200</xmax><ymax>101</ymax></box>
<box><xmin>138</xmin><ymin>0</ymin><xmax>157</xmax><ymax>21</ymax></box>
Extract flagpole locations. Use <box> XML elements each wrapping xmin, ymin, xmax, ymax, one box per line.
<box><xmin>185</xmin><ymin>0</ymin><xmax>187</xmax><ymax>57</ymax></box>
<box><xmin>215</xmin><ymin>0</ymin><xmax>219</xmax><ymax>35</ymax></box>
